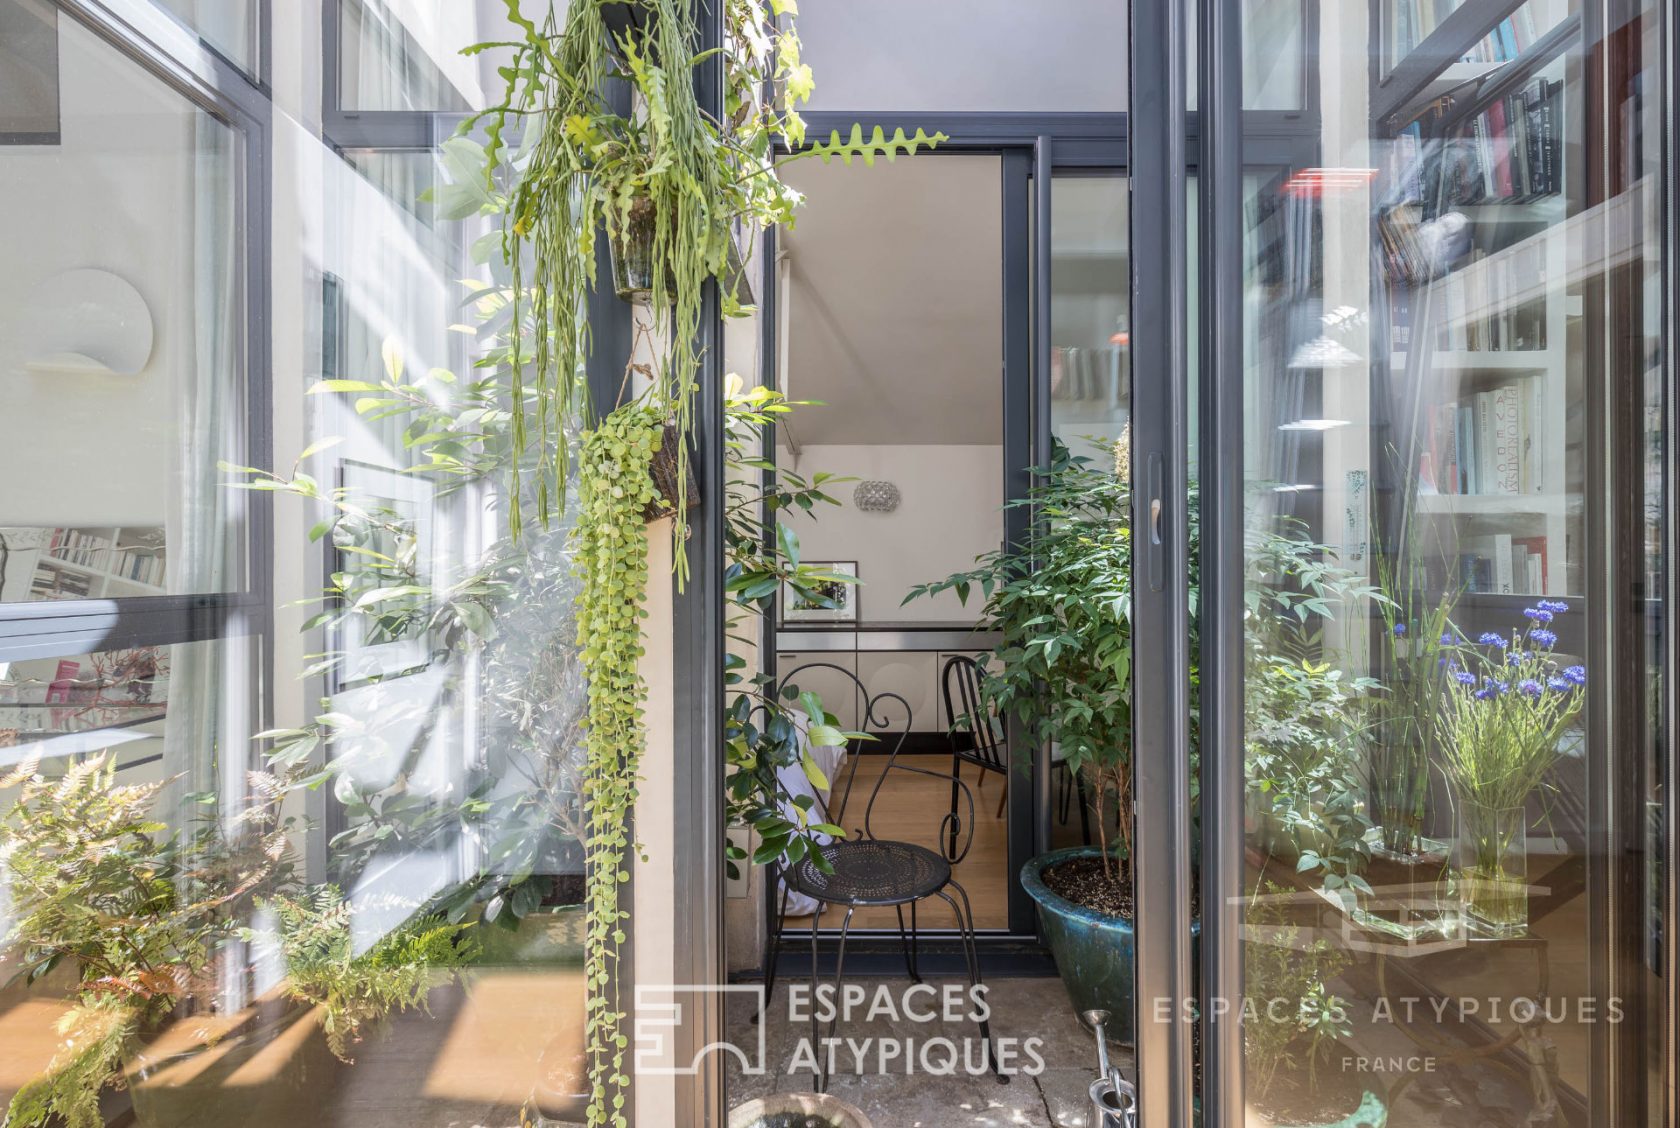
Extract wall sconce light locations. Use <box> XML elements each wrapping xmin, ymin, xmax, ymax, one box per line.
<box><xmin>853</xmin><ymin>481</ymin><xmax>901</xmax><ymax>513</ymax></box>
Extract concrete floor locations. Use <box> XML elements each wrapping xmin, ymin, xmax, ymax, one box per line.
<box><xmin>725</xmin><ymin>977</ymin><xmax>1123</xmax><ymax>1128</ymax></box>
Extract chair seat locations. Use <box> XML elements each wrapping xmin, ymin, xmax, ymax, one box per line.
<box><xmin>785</xmin><ymin>839</ymin><xmax>953</xmax><ymax>907</ymax></box>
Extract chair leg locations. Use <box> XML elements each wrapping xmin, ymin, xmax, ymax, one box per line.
<box><xmin>948</xmin><ymin>755</ymin><xmax>962</xmax><ymax>858</ymax></box>
<box><xmin>893</xmin><ymin>904</ymin><xmax>922</xmax><ymax>984</ymax></box>
<box><xmin>1075</xmin><ymin>770</ymin><xmax>1093</xmax><ymax>847</ymax></box>
<box><xmin>808</xmin><ymin>903</ymin><xmax>823</xmax><ymax>1092</ymax></box>
<box><xmin>757</xmin><ymin>868</ymin><xmax>791</xmax><ymax>1025</ymax></box>
<box><xmin>937</xmin><ymin>882</ymin><xmax>1004</xmax><ymax>1083</ymax></box>
<box><xmin>818</xmin><ymin>906</ymin><xmax>856</xmax><ymax>1094</ymax></box>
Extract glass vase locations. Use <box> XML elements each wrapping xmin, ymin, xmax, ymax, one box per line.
<box><xmin>1454</xmin><ymin>802</ymin><xmax>1529</xmax><ymax>937</ymax></box>
<box><xmin>609</xmin><ymin>195</ymin><xmax>676</xmax><ymax>302</ymax></box>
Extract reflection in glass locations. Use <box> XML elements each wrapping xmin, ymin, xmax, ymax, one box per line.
<box><xmin>0</xmin><ymin>17</ymin><xmax>244</xmax><ymax>603</ymax></box>
<box><xmin>1233</xmin><ymin>0</ymin><xmax>1667</xmax><ymax>1123</ymax></box>
<box><xmin>338</xmin><ymin>0</ymin><xmax>514</xmax><ymax>112</ymax></box>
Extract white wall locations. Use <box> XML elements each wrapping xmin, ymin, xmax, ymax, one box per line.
<box><xmin>0</xmin><ymin>20</ymin><xmax>195</xmax><ymax>530</ymax></box>
<box><xmin>777</xmin><ymin>443</ymin><xmax>1002</xmax><ymax>623</ymax></box>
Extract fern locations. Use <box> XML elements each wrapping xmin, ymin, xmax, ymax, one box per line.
<box><xmin>255</xmin><ymin>887</ymin><xmax>479</xmax><ymax>1062</ymax></box>
<box><xmin>3</xmin><ymin>995</ymin><xmax>140</xmax><ymax>1128</ymax></box>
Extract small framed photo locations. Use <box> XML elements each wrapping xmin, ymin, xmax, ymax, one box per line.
<box><xmin>330</xmin><ymin>460</ymin><xmax>438</xmax><ymax>690</ymax></box>
<box><xmin>782</xmin><ymin>561</ymin><xmax>860</xmax><ymax>624</ymax></box>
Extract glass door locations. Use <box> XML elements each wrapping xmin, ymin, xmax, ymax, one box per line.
<box><xmin>1198</xmin><ymin>0</ymin><xmax>1674</xmax><ymax>1124</ymax></box>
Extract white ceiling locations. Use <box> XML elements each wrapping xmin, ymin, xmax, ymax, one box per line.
<box><xmin>781</xmin><ymin>155</ymin><xmax>1003</xmax><ymax>446</ymax></box>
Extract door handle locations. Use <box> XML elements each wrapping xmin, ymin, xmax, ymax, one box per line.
<box><xmin>1146</xmin><ymin>452</ymin><xmax>1164</xmax><ymax>592</ymax></box>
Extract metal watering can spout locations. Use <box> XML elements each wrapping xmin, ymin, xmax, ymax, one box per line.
<box><xmin>1080</xmin><ymin>1009</ymin><xmax>1138</xmax><ymax>1128</ymax></box>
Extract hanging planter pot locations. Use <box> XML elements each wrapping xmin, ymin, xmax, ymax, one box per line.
<box><xmin>643</xmin><ymin>420</ymin><xmax>700</xmax><ymax>522</ymax></box>
<box><xmin>610</xmin><ymin>195</ymin><xmax>679</xmax><ymax>303</ymax></box>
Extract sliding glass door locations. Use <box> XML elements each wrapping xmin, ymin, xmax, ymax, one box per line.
<box><xmin>1196</xmin><ymin>0</ymin><xmax>1674</xmax><ymax>1124</ymax></box>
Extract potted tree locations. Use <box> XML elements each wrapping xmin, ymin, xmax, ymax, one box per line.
<box><xmin>910</xmin><ymin>435</ymin><xmax>1382</xmax><ymax>1040</ymax></box>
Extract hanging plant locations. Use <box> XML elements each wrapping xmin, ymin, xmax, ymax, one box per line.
<box><xmin>572</xmin><ymin>401</ymin><xmax>662</xmax><ymax>1128</ymax></box>
<box><xmin>471</xmin><ymin>0</ymin><xmax>944</xmax><ymax>558</ymax></box>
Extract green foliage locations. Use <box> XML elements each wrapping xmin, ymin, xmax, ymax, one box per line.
<box><xmin>906</xmin><ymin>440</ymin><xmax>1141</xmax><ymax>880</ymax></box>
<box><xmin>469</xmin><ymin>0</ymin><xmax>944</xmax><ymax>554</ymax></box>
<box><xmin>3</xmin><ymin>994</ymin><xmax>139</xmax><ymax>1128</ymax></box>
<box><xmin>1244</xmin><ymin>885</ymin><xmax>1354</xmax><ymax>1102</ymax></box>
<box><xmin>572</xmin><ymin>401</ymin><xmax>662</xmax><ymax>1128</ymax></box>
<box><xmin>721</xmin><ymin>379</ymin><xmax>856</xmax><ymax>878</ymax></box>
<box><xmin>909</xmin><ymin>436</ymin><xmax>1380</xmax><ymax>896</ymax></box>
<box><xmin>251</xmin><ymin>887</ymin><xmax>479</xmax><ymax>1063</ymax></box>
<box><xmin>1242</xmin><ymin>515</ymin><xmax>1386</xmax><ymax>908</ymax></box>
<box><xmin>0</xmin><ymin>755</ymin><xmax>292</xmax><ymax>1125</ymax></box>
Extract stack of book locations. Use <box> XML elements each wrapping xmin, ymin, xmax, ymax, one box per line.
<box><xmin>1418</xmin><ymin>381</ymin><xmax>1545</xmax><ymax>497</ymax></box>
<box><xmin>1388</xmin><ymin>4</ymin><xmax>1543</xmax><ymax>67</ymax></box>
<box><xmin>1431</xmin><ymin>532</ymin><xmax>1550</xmax><ymax>594</ymax></box>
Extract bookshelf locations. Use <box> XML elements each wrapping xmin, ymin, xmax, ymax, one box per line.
<box><xmin>2</xmin><ymin>527</ymin><xmax>168</xmax><ymax>601</ymax></box>
<box><xmin>1371</xmin><ymin>0</ymin><xmax>1582</xmax><ymax>602</ymax></box>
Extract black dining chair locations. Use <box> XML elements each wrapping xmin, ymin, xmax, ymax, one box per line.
<box><xmin>941</xmin><ymin>654</ymin><xmax>1091</xmax><ymax>848</ymax></box>
<box><xmin>761</xmin><ymin>661</ymin><xmax>1000</xmax><ymax>1091</ymax></box>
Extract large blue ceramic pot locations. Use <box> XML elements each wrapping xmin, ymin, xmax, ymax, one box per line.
<box><xmin>1021</xmin><ymin>846</ymin><xmax>1199</xmax><ymax>1045</ymax></box>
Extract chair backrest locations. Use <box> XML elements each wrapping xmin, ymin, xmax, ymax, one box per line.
<box><xmin>942</xmin><ymin>654</ymin><xmax>1007</xmax><ymax>774</ymax></box>
<box><xmin>777</xmin><ymin>659</ymin><xmax>978</xmax><ymax>864</ymax></box>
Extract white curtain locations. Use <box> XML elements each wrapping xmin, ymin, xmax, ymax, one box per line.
<box><xmin>160</xmin><ymin>115</ymin><xmax>238</xmax><ymax>837</ymax></box>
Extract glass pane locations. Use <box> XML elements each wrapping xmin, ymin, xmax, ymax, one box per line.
<box><xmin>0</xmin><ymin>17</ymin><xmax>245</xmax><ymax>603</ymax></box>
<box><xmin>1051</xmin><ymin>176</ymin><xmax>1130</xmax><ymax>464</ymax></box>
<box><xmin>338</xmin><ymin>0</ymin><xmax>515</xmax><ymax>112</ymax></box>
<box><xmin>1231</xmin><ymin>0</ymin><xmax>1669</xmax><ymax>1124</ymax></box>
<box><xmin>800</xmin><ymin>0</ymin><xmax>1128</xmax><ymax>113</ymax></box>
<box><xmin>153</xmin><ymin>0</ymin><xmax>260</xmax><ymax>74</ymax></box>
<box><xmin>0</xmin><ymin>0</ymin><xmax>58</xmax><ymax>141</ymax></box>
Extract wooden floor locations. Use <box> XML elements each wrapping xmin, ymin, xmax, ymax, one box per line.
<box><xmin>780</xmin><ymin>753</ymin><xmax>1016</xmax><ymax>932</ymax></box>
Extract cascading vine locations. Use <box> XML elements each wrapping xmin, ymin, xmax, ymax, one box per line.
<box><xmin>572</xmin><ymin>404</ymin><xmax>660</xmax><ymax>1128</ymax></box>
<box><xmin>476</xmin><ymin>0</ymin><xmax>942</xmax><ymax>565</ymax></box>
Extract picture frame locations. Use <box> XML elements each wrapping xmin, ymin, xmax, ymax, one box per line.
<box><xmin>329</xmin><ymin>460</ymin><xmax>438</xmax><ymax>690</ymax></box>
<box><xmin>781</xmin><ymin>561</ymin><xmax>859</xmax><ymax>624</ymax></box>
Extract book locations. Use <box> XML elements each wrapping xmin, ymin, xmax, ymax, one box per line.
<box><xmin>1513</xmin><ymin>535</ymin><xmax>1548</xmax><ymax>592</ymax></box>
<box><xmin>1458</xmin><ymin>403</ymin><xmax>1478</xmax><ymax>494</ymax></box>
<box><xmin>1491</xmin><ymin>383</ymin><xmax>1523</xmax><ymax>493</ymax></box>
<box><xmin>1475</xmin><ymin>391</ymin><xmax>1497</xmax><ymax>493</ymax></box>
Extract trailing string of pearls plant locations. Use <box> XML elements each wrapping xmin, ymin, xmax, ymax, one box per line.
<box><xmin>468</xmin><ymin>4</ymin><xmax>944</xmax><ymax>1124</ymax></box>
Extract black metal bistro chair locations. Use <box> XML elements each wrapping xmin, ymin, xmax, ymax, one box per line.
<box><xmin>761</xmin><ymin>661</ymin><xmax>1000</xmax><ymax>1090</ymax></box>
<box><xmin>941</xmin><ymin>654</ymin><xmax>1091</xmax><ymax>848</ymax></box>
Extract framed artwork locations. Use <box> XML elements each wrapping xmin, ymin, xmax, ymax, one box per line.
<box><xmin>781</xmin><ymin>561</ymin><xmax>859</xmax><ymax>624</ymax></box>
<box><xmin>330</xmin><ymin>460</ymin><xmax>437</xmax><ymax>690</ymax></box>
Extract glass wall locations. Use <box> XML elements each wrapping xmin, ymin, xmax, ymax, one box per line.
<box><xmin>1229</xmin><ymin>0</ymin><xmax>1668</xmax><ymax>1124</ymax></box>
<box><xmin>0</xmin><ymin>14</ymin><xmax>246</xmax><ymax>603</ymax></box>
<box><xmin>1</xmin><ymin>4</ymin><xmax>589</xmax><ymax>1125</ymax></box>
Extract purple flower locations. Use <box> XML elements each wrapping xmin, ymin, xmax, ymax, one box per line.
<box><xmin>1529</xmin><ymin>628</ymin><xmax>1558</xmax><ymax>648</ymax></box>
<box><xmin>1473</xmin><ymin>688</ymin><xmax>1493</xmax><ymax>701</ymax></box>
<box><xmin>1523</xmin><ymin>607</ymin><xmax>1554</xmax><ymax>623</ymax></box>
<box><xmin>1454</xmin><ymin>670</ymin><xmax>1477</xmax><ymax>686</ymax></box>
<box><xmin>1440</xmin><ymin>632</ymin><xmax>1460</xmax><ymax>646</ymax></box>
<box><xmin>1518</xmin><ymin>679</ymin><xmax>1543</xmax><ymax>697</ymax></box>
<box><xmin>1392</xmin><ymin>623</ymin><xmax>1408</xmax><ymax>637</ymax></box>
<box><xmin>1478</xmin><ymin>632</ymin><xmax>1508</xmax><ymax>649</ymax></box>
<box><xmin>1486</xmin><ymin>678</ymin><xmax>1510</xmax><ymax>695</ymax></box>
<box><xmin>1563</xmin><ymin>665</ymin><xmax>1586</xmax><ymax>686</ymax></box>
<box><xmin>1547</xmin><ymin>677</ymin><xmax>1571</xmax><ymax>693</ymax></box>
<box><xmin>1537</xmin><ymin>599</ymin><xmax>1570</xmax><ymax>613</ymax></box>
<box><xmin>1506</xmin><ymin>650</ymin><xmax>1527</xmax><ymax>666</ymax></box>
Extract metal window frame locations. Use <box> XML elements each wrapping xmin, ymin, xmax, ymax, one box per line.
<box><xmin>1196</xmin><ymin>0</ymin><xmax>1245</xmax><ymax>1122</ymax></box>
